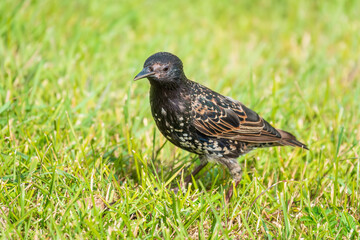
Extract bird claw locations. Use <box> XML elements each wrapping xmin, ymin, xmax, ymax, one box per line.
<box><xmin>171</xmin><ymin>186</ymin><xmax>180</xmax><ymax>194</ymax></box>
<box><xmin>225</xmin><ymin>186</ymin><xmax>234</xmax><ymax>203</ymax></box>
<box><xmin>225</xmin><ymin>180</ymin><xmax>240</xmax><ymax>203</ymax></box>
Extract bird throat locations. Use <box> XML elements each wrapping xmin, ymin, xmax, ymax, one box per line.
<box><xmin>149</xmin><ymin>83</ymin><xmax>186</xmax><ymax>109</ymax></box>
<box><xmin>149</xmin><ymin>82</ymin><xmax>191</xmax><ymax>125</ymax></box>
<box><xmin>148</xmin><ymin>77</ymin><xmax>184</xmax><ymax>91</ymax></box>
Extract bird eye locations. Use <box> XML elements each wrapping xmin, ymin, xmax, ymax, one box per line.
<box><xmin>149</xmin><ymin>67</ymin><xmax>154</xmax><ymax>72</ymax></box>
<box><xmin>163</xmin><ymin>67</ymin><xmax>169</xmax><ymax>72</ymax></box>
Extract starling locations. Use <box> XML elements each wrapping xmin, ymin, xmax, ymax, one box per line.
<box><xmin>134</xmin><ymin>52</ymin><xmax>308</xmax><ymax>201</ymax></box>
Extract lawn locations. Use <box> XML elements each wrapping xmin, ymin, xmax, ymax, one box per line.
<box><xmin>1</xmin><ymin>0</ymin><xmax>360</xmax><ymax>238</ymax></box>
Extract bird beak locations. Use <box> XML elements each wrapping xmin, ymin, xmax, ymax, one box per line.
<box><xmin>133</xmin><ymin>68</ymin><xmax>155</xmax><ymax>81</ymax></box>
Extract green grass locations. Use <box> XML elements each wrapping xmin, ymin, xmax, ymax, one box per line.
<box><xmin>1</xmin><ymin>0</ymin><xmax>360</xmax><ymax>238</ymax></box>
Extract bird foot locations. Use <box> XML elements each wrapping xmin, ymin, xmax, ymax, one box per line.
<box><xmin>225</xmin><ymin>180</ymin><xmax>240</xmax><ymax>203</ymax></box>
<box><xmin>171</xmin><ymin>180</ymin><xmax>188</xmax><ymax>194</ymax></box>
<box><xmin>171</xmin><ymin>186</ymin><xmax>180</xmax><ymax>194</ymax></box>
<box><xmin>171</xmin><ymin>161</ymin><xmax>209</xmax><ymax>195</ymax></box>
<box><xmin>225</xmin><ymin>187</ymin><xmax>234</xmax><ymax>203</ymax></box>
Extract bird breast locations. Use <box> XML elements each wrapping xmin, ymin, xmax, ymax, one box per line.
<box><xmin>149</xmin><ymin>86</ymin><xmax>194</xmax><ymax>146</ymax></box>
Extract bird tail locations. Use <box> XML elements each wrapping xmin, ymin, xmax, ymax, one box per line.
<box><xmin>277</xmin><ymin>129</ymin><xmax>309</xmax><ymax>150</ymax></box>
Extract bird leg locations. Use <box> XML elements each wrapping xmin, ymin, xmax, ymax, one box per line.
<box><xmin>226</xmin><ymin>179</ymin><xmax>241</xmax><ymax>203</ymax></box>
<box><xmin>183</xmin><ymin>161</ymin><xmax>208</xmax><ymax>186</ymax></box>
<box><xmin>172</xmin><ymin>158</ymin><xmax>208</xmax><ymax>194</ymax></box>
<box><xmin>218</xmin><ymin>158</ymin><xmax>242</xmax><ymax>203</ymax></box>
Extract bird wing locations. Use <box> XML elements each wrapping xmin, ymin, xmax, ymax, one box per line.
<box><xmin>191</xmin><ymin>89</ymin><xmax>282</xmax><ymax>143</ymax></box>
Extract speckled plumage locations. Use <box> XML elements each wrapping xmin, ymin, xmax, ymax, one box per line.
<box><xmin>134</xmin><ymin>52</ymin><xmax>308</xmax><ymax>200</ymax></box>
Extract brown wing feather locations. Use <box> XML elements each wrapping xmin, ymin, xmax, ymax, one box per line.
<box><xmin>191</xmin><ymin>93</ymin><xmax>283</xmax><ymax>143</ymax></box>
<box><xmin>189</xmin><ymin>82</ymin><xmax>308</xmax><ymax>149</ymax></box>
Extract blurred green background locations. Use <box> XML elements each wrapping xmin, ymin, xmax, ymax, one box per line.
<box><xmin>1</xmin><ymin>0</ymin><xmax>359</xmax><ymax>238</ymax></box>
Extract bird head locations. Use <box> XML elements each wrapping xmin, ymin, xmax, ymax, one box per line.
<box><xmin>134</xmin><ymin>52</ymin><xmax>186</xmax><ymax>86</ymax></box>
